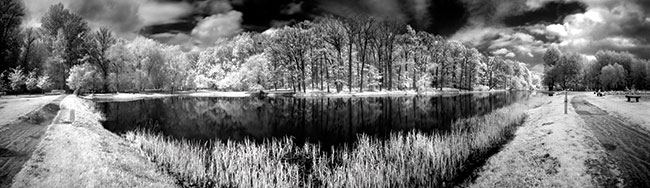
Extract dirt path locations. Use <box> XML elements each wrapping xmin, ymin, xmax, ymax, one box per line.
<box><xmin>469</xmin><ymin>94</ymin><xmax>621</xmax><ymax>188</ymax></box>
<box><xmin>0</xmin><ymin>95</ymin><xmax>65</xmax><ymax>188</ymax></box>
<box><xmin>0</xmin><ymin>95</ymin><xmax>61</xmax><ymax>127</ymax></box>
<box><xmin>572</xmin><ymin>95</ymin><xmax>650</xmax><ymax>187</ymax></box>
<box><xmin>11</xmin><ymin>96</ymin><xmax>176</xmax><ymax>188</ymax></box>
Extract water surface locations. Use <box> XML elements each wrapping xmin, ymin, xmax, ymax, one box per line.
<box><xmin>97</xmin><ymin>92</ymin><xmax>530</xmax><ymax>148</ymax></box>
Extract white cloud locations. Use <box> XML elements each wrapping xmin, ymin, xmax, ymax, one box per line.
<box><xmin>191</xmin><ymin>11</ymin><xmax>244</xmax><ymax>46</ymax></box>
<box><xmin>139</xmin><ymin>1</ymin><xmax>193</xmax><ymax>25</ymax></box>
<box><xmin>545</xmin><ymin>24</ymin><xmax>567</xmax><ymax>37</ymax></box>
<box><xmin>492</xmin><ymin>48</ymin><xmax>510</xmax><ymax>55</ymax></box>
<box><xmin>450</xmin><ymin>26</ymin><xmax>501</xmax><ymax>46</ymax></box>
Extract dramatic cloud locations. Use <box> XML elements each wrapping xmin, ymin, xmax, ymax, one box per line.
<box><xmin>191</xmin><ymin>11</ymin><xmax>244</xmax><ymax>46</ymax></box>
<box><xmin>139</xmin><ymin>1</ymin><xmax>193</xmax><ymax>26</ymax></box>
<box><xmin>451</xmin><ymin>0</ymin><xmax>650</xmax><ymax>70</ymax></box>
<box><xmin>22</xmin><ymin>0</ymin><xmax>650</xmax><ymax>67</ymax></box>
<box><xmin>67</xmin><ymin>0</ymin><xmax>142</xmax><ymax>33</ymax></box>
<box><xmin>551</xmin><ymin>2</ymin><xmax>650</xmax><ymax>58</ymax></box>
<box><xmin>22</xmin><ymin>0</ymin><xmax>193</xmax><ymax>33</ymax></box>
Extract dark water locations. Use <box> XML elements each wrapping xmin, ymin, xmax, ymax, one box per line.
<box><xmin>96</xmin><ymin>91</ymin><xmax>530</xmax><ymax>148</ymax></box>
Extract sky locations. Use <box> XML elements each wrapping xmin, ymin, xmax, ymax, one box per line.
<box><xmin>21</xmin><ymin>0</ymin><xmax>650</xmax><ymax>72</ymax></box>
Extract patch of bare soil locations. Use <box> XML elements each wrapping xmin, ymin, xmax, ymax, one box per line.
<box><xmin>0</xmin><ymin>96</ymin><xmax>64</xmax><ymax>188</ymax></box>
<box><xmin>572</xmin><ymin>95</ymin><xmax>650</xmax><ymax>187</ymax></box>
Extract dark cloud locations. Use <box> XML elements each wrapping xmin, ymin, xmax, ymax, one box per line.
<box><xmin>503</xmin><ymin>1</ymin><xmax>587</xmax><ymax>26</ymax></box>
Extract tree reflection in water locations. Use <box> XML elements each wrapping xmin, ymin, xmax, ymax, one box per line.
<box><xmin>97</xmin><ymin>91</ymin><xmax>530</xmax><ymax>149</ymax></box>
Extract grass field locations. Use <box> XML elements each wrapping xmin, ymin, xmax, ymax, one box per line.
<box><xmin>126</xmin><ymin>103</ymin><xmax>528</xmax><ymax>188</ymax></box>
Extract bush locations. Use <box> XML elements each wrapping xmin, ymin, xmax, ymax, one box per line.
<box><xmin>25</xmin><ymin>72</ymin><xmax>39</xmax><ymax>92</ymax></box>
<box><xmin>67</xmin><ymin>63</ymin><xmax>103</xmax><ymax>94</ymax></box>
<box><xmin>9</xmin><ymin>67</ymin><xmax>26</xmax><ymax>93</ymax></box>
<box><xmin>37</xmin><ymin>75</ymin><xmax>53</xmax><ymax>92</ymax></box>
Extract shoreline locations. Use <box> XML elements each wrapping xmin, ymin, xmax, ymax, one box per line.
<box><xmin>82</xmin><ymin>89</ymin><xmax>516</xmax><ymax>102</ymax></box>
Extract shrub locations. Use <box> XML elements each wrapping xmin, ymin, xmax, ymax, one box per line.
<box><xmin>9</xmin><ymin>66</ymin><xmax>26</xmax><ymax>92</ymax></box>
<box><xmin>25</xmin><ymin>72</ymin><xmax>39</xmax><ymax>92</ymax></box>
<box><xmin>37</xmin><ymin>75</ymin><xmax>53</xmax><ymax>92</ymax></box>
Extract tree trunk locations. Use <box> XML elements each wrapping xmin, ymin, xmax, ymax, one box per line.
<box><xmin>348</xmin><ymin>40</ymin><xmax>353</xmax><ymax>92</ymax></box>
<box><xmin>388</xmin><ymin>45</ymin><xmax>393</xmax><ymax>90</ymax></box>
<box><xmin>438</xmin><ymin>63</ymin><xmax>446</xmax><ymax>91</ymax></box>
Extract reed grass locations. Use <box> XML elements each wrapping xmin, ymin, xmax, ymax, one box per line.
<box><xmin>125</xmin><ymin>103</ymin><xmax>527</xmax><ymax>188</ymax></box>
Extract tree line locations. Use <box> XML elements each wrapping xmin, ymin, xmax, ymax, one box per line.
<box><xmin>543</xmin><ymin>46</ymin><xmax>650</xmax><ymax>91</ymax></box>
<box><xmin>0</xmin><ymin>2</ymin><xmax>539</xmax><ymax>94</ymax></box>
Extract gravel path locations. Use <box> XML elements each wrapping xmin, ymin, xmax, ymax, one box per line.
<box><xmin>572</xmin><ymin>95</ymin><xmax>650</xmax><ymax>187</ymax></box>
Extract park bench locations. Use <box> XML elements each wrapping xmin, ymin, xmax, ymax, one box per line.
<box><xmin>625</xmin><ymin>95</ymin><xmax>641</xmax><ymax>102</ymax></box>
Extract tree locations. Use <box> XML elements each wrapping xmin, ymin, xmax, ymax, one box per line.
<box><xmin>317</xmin><ymin>17</ymin><xmax>346</xmax><ymax>92</ymax></box>
<box><xmin>37</xmin><ymin>75</ymin><xmax>52</xmax><ymax>92</ymax></box>
<box><xmin>0</xmin><ymin>72</ymin><xmax>8</xmax><ymax>92</ymax></box>
<box><xmin>374</xmin><ymin>20</ymin><xmax>402</xmax><ymax>90</ymax></box>
<box><xmin>19</xmin><ymin>28</ymin><xmax>38</xmax><ymax>71</ymax></box>
<box><xmin>41</xmin><ymin>3</ymin><xmax>89</xmax><ymax>68</ymax></box>
<box><xmin>163</xmin><ymin>46</ymin><xmax>189</xmax><ymax>92</ymax></box>
<box><xmin>355</xmin><ymin>16</ymin><xmax>375</xmax><ymax>92</ymax></box>
<box><xmin>106</xmin><ymin>40</ymin><xmax>129</xmax><ymax>92</ymax></box>
<box><xmin>8</xmin><ymin>66</ymin><xmax>26</xmax><ymax>92</ymax></box>
<box><xmin>543</xmin><ymin>45</ymin><xmax>562</xmax><ymax>90</ymax></box>
<box><xmin>240</xmin><ymin>53</ymin><xmax>272</xmax><ymax>91</ymax></box>
<box><xmin>555</xmin><ymin>53</ymin><xmax>583</xmax><ymax>90</ymax></box>
<box><xmin>0</xmin><ymin>0</ymin><xmax>25</xmax><ymax>72</ymax></box>
<box><xmin>269</xmin><ymin>26</ymin><xmax>311</xmax><ymax>92</ymax></box>
<box><xmin>83</xmin><ymin>27</ymin><xmax>116</xmax><ymax>92</ymax></box>
<box><xmin>600</xmin><ymin>63</ymin><xmax>626</xmax><ymax>90</ymax></box>
<box><xmin>630</xmin><ymin>59</ymin><xmax>648</xmax><ymax>90</ymax></box>
<box><xmin>342</xmin><ymin>17</ymin><xmax>360</xmax><ymax>92</ymax></box>
<box><xmin>44</xmin><ymin>30</ymin><xmax>69</xmax><ymax>89</ymax></box>
<box><xmin>67</xmin><ymin>63</ymin><xmax>101</xmax><ymax>94</ymax></box>
<box><xmin>25</xmin><ymin>71</ymin><xmax>38</xmax><ymax>92</ymax></box>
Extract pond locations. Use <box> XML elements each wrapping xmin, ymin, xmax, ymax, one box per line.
<box><xmin>96</xmin><ymin>91</ymin><xmax>531</xmax><ymax>149</ymax></box>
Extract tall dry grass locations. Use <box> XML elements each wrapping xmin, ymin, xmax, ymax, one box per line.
<box><xmin>126</xmin><ymin>103</ymin><xmax>527</xmax><ymax>188</ymax></box>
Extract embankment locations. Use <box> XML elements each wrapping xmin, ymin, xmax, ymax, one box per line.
<box><xmin>11</xmin><ymin>96</ymin><xmax>176</xmax><ymax>188</ymax></box>
<box><xmin>0</xmin><ymin>95</ymin><xmax>65</xmax><ymax>188</ymax></box>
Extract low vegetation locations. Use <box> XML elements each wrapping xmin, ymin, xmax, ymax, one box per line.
<box><xmin>126</xmin><ymin>102</ymin><xmax>527</xmax><ymax>188</ymax></box>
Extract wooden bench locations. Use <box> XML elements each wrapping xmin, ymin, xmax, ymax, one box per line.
<box><xmin>625</xmin><ymin>95</ymin><xmax>641</xmax><ymax>102</ymax></box>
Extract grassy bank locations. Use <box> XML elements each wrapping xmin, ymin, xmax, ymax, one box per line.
<box><xmin>126</xmin><ymin>103</ymin><xmax>528</xmax><ymax>187</ymax></box>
